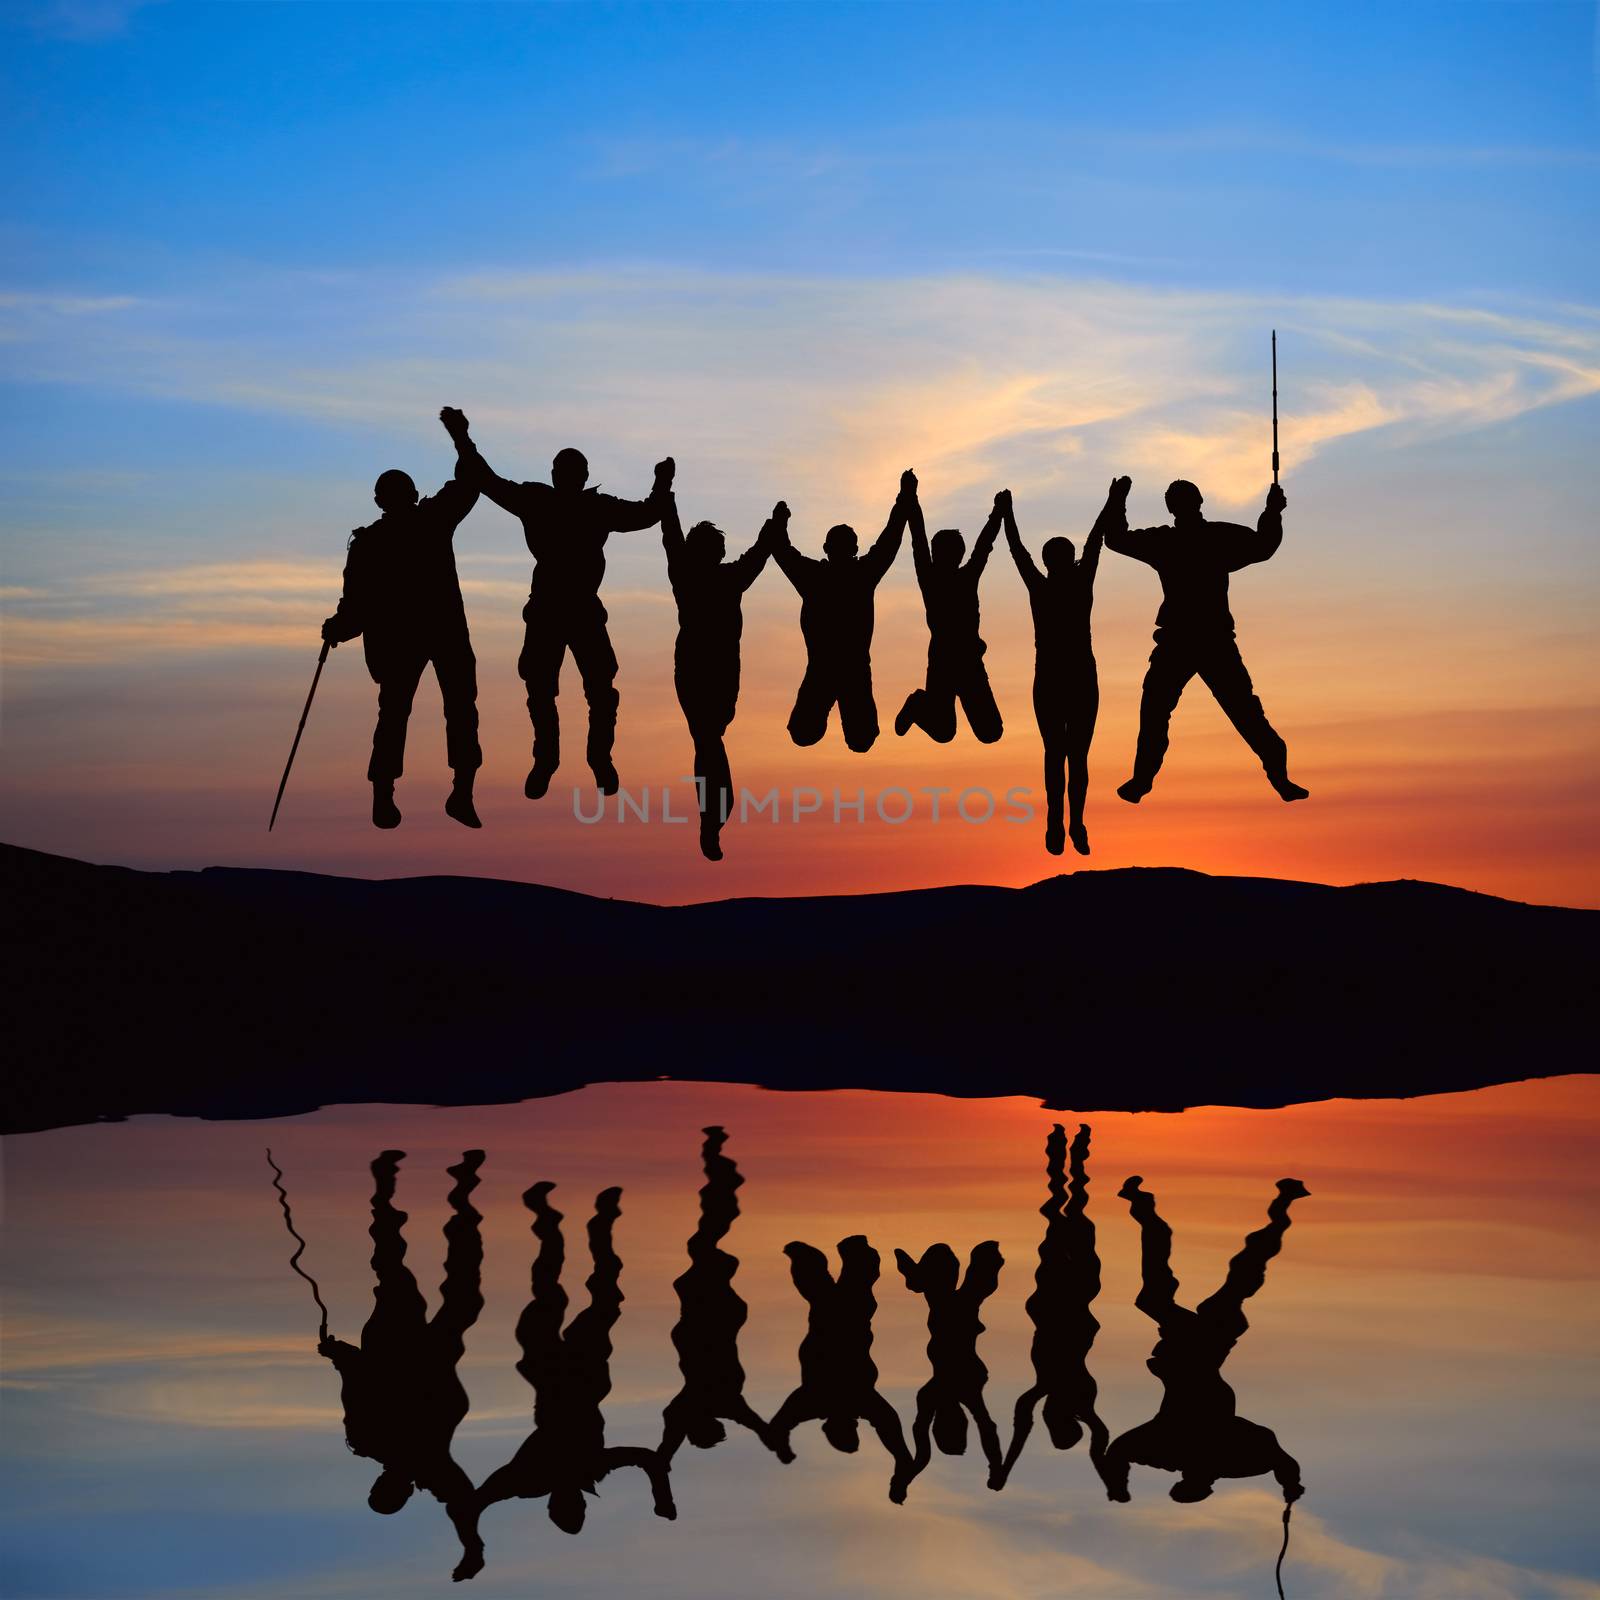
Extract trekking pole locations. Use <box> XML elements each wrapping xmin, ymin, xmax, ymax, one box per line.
<box><xmin>1275</xmin><ymin>1499</ymin><xmax>1293</xmax><ymax>1599</ymax></box>
<box><xmin>265</xmin><ymin>1148</ymin><xmax>331</xmax><ymax>1342</ymax></box>
<box><xmin>267</xmin><ymin>640</ymin><xmax>330</xmax><ymax>832</ymax></box>
<box><xmin>1271</xmin><ymin>330</ymin><xmax>1280</xmax><ymax>487</ymax></box>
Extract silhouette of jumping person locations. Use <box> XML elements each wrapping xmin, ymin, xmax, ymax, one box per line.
<box><xmin>440</xmin><ymin>407</ymin><xmax>671</xmax><ymax>797</ymax></box>
<box><xmin>317</xmin><ymin>1150</ymin><xmax>486</xmax><ymax>1581</ymax></box>
<box><xmin>321</xmin><ymin>457</ymin><xmax>483</xmax><ymax>831</ymax></box>
<box><xmin>661</xmin><ymin>491</ymin><xmax>781</xmax><ymax>860</ymax></box>
<box><xmin>1004</xmin><ymin>481</ymin><xmax>1127</xmax><ymax>856</ymax></box>
<box><xmin>1100</xmin><ymin>1173</ymin><xmax>1309</xmax><ymax>1509</ymax></box>
<box><xmin>659</xmin><ymin>1126</ymin><xmax>785</xmax><ymax>1462</ymax></box>
<box><xmin>768</xmin><ymin>1235</ymin><xmax>914</xmax><ymax>1502</ymax></box>
<box><xmin>893</xmin><ymin>484</ymin><xmax>1003</xmax><ymax>745</ymax></box>
<box><xmin>893</xmin><ymin>1240</ymin><xmax>1005</xmax><ymax>1491</ymax></box>
<box><xmin>772</xmin><ymin>471</ymin><xmax>915</xmax><ymax>752</ymax></box>
<box><xmin>1105</xmin><ymin>479</ymin><xmax>1307</xmax><ymax>804</ymax></box>
<box><xmin>993</xmin><ymin>1123</ymin><xmax>1109</xmax><ymax>1490</ymax></box>
<box><xmin>465</xmin><ymin>1182</ymin><xmax>673</xmax><ymax>1573</ymax></box>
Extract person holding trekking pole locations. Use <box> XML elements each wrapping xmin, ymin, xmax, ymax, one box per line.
<box><xmin>320</xmin><ymin>429</ymin><xmax>485</xmax><ymax>830</ymax></box>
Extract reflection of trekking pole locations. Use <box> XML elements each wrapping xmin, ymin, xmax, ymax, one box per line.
<box><xmin>1271</xmin><ymin>330</ymin><xmax>1280</xmax><ymax>487</ymax></box>
<box><xmin>266</xmin><ymin>1148</ymin><xmax>331</xmax><ymax>1342</ymax></box>
<box><xmin>267</xmin><ymin>640</ymin><xmax>330</xmax><ymax>832</ymax></box>
<box><xmin>1275</xmin><ymin>1499</ymin><xmax>1293</xmax><ymax>1599</ymax></box>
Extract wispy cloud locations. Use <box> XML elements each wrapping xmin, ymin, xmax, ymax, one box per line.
<box><xmin>4</xmin><ymin>269</ymin><xmax>1597</xmax><ymax>524</ymax></box>
<box><xmin>1107</xmin><ymin>125</ymin><xmax>1600</xmax><ymax>171</ymax></box>
<box><xmin>0</xmin><ymin>291</ymin><xmax>140</xmax><ymax>315</ymax></box>
<box><xmin>0</xmin><ymin>556</ymin><xmax>530</xmax><ymax>665</ymax></box>
<box><xmin>819</xmin><ymin>1480</ymin><xmax>1600</xmax><ymax>1600</ymax></box>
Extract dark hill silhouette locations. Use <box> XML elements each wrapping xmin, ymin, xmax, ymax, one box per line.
<box><xmin>2</xmin><ymin>841</ymin><xmax>1593</xmax><ymax>1134</ymax></box>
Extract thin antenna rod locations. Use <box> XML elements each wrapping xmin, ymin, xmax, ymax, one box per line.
<box><xmin>1271</xmin><ymin>329</ymin><xmax>1280</xmax><ymax>487</ymax></box>
<box><xmin>266</xmin><ymin>1148</ymin><xmax>331</xmax><ymax>1341</ymax></box>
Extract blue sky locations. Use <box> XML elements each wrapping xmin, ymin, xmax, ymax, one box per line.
<box><xmin>5</xmin><ymin>1</ymin><xmax>1596</xmax><ymax>296</ymax></box>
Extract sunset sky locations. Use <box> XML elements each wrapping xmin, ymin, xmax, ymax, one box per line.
<box><xmin>2</xmin><ymin>0</ymin><xmax>1597</xmax><ymax>905</ymax></box>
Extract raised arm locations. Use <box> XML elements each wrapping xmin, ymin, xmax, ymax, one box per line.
<box><xmin>424</xmin><ymin>418</ymin><xmax>482</xmax><ymax>527</ymax></box>
<box><xmin>769</xmin><ymin>512</ymin><xmax>816</xmax><ymax>590</ymax></box>
<box><xmin>907</xmin><ymin>477</ymin><xmax>930</xmax><ymax>585</ymax></box>
<box><xmin>966</xmin><ymin>501</ymin><xmax>1003</xmax><ymax>580</ymax></box>
<box><xmin>598</xmin><ymin>456</ymin><xmax>675</xmax><ymax>535</ymax></box>
<box><xmin>439</xmin><ymin>407</ymin><xmax>531</xmax><ymax>517</ymax></box>
<box><xmin>659</xmin><ymin>488</ymin><xmax>685</xmax><ymax>570</ymax></box>
<box><xmin>1232</xmin><ymin>1418</ymin><xmax>1303</xmax><ymax>1501</ymax></box>
<box><xmin>601</xmin><ymin>1446</ymin><xmax>677</xmax><ymax>1519</ymax></box>
<box><xmin>1217</xmin><ymin>482</ymin><xmax>1286</xmax><ymax>570</ymax></box>
<box><xmin>430</xmin><ymin>461</ymin><xmax>481</xmax><ymax>528</ymax></box>
<box><xmin>1081</xmin><ymin>476</ymin><xmax>1130</xmax><ymax>584</ymax></box>
<box><xmin>1102</xmin><ymin>514</ymin><xmax>1158</xmax><ymax>564</ymax></box>
<box><xmin>999</xmin><ymin>490</ymin><xmax>1040</xmax><ymax>590</ymax></box>
<box><xmin>728</xmin><ymin>502</ymin><xmax>785</xmax><ymax>591</ymax></box>
<box><xmin>862</xmin><ymin>469</ymin><xmax>915</xmax><ymax>584</ymax></box>
<box><xmin>1272</xmin><ymin>1440</ymin><xmax>1304</xmax><ymax>1503</ymax></box>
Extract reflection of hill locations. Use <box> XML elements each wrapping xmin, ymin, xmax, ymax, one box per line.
<box><xmin>4</xmin><ymin>841</ymin><xmax>1594</xmax><ymax>1132</ymax></box>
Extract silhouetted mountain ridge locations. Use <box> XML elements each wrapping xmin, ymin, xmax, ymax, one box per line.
<box><xmin>3</xmin><ymin>842</ymin><xmax>1592</xmax><ymax>1133</ymax></box>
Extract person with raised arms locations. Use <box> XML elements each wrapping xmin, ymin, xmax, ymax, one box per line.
<box><xmin>1104</xmin><ymin>477</ymin><xmax>1306</xmax><ymax>805</ymax></box>
<box><xmin>893</xmin><ymin>485</ymin><xmax>1004</xmax><ymax>747</ymax></box>
<box><xmin>1003</xmin><ymin>479</ymin><xmax>1127</xmax><ymax>855</ymax></box>
<box><xmin>439</xmin><ymin>406</ymin><xmax>672</xmax><ymax>799</ymax></box>
<box><xmin>771</xmin><ymin>470</ymin><xmax>915</xmax><ymax>754</ymax></box>
<box><xmin>661</xmin><ymin>487</ymin><xmax>782</xmax><ymax>860</ymax></box>
<box><xmin>321</xmin><ymin>449</ymin><xmax>483</xmax><ymax>831</ymax></box>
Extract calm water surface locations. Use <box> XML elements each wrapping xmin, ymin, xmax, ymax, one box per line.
<box><xmin>3</xmin><ymin>1078</ymin><xmax>1597</xmax><ymax>1599</ymax></box>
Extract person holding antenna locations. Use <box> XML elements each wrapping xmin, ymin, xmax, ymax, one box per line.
<box><xmin>1104</xmin><ymin>473</ymin><xmax>1304</xmax><ymax>806</ymax></box>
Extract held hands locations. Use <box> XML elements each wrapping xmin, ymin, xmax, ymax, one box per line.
<box><xmin>439</xmin><ymin>406</ymin><xmax>470</xmax><ymax>442</ymax></box>
<box><xmin>993</xmin><ymin>488</ymin><xmax>1012</xmax><ymax>516</ymax></box>
<box><xmin>1266</xmin><ymin>483</ymin><xmax>1287</xmax><ymax>514</ymax></box>
<box><xmin>653</xmin><ymin>457</ymin><xmax>676</xmax><ymax>491</ymax></box>
<box><xmin>771</xmin><ymin>500</ymin><xmax>790</xmax><ymax>526</ymax></box>
<box><xmin>1109</xmin><ymin>475</ymin><xmax>1132</xmax><ymax>500</ymax></box>
<box><xmin>899</xmin><ymin>467</ymin><xmax>918</xmax><ymax>500</ymax></box>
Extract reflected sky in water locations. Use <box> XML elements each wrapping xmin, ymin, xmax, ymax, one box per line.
<box><xmin>3</xmin><ymin>1078</ymin><xmax>1598</xmax><ymax>1598</ymax></box>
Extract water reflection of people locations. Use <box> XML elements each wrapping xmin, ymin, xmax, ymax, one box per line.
<box><xmin>894</xmin><ymin>1240</ymin><xmax>1005</xmax><ymax>1491</ymax></box>
<box><xmin>317</xmin><ymin>1149</ymin><xmax>485</xmax><ymax>1580</ymax></box>
<box><xmin>1101</xmin><ymin>1174</ymin><xmax>1309</xmax><ymax>1507</ymax></box>
<box><xmin>994</xmin><ymin>1123</ymin><xmax>1109</xmax><ymax>1490</ymax></box>
<box><xmin>660</xmin><ymin>1127</ymin><xmax>786</xmax><ymax>1461</ymax></box>
<box><xmin>769</xmin><ymin>1235</ymin><xmax>914</xmax><ymax>1502</ymax></box>
<box><xmin>465</xmin><ymin>1183</ymin><xmax>674</xmax><ymax>1576</ymax></box>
